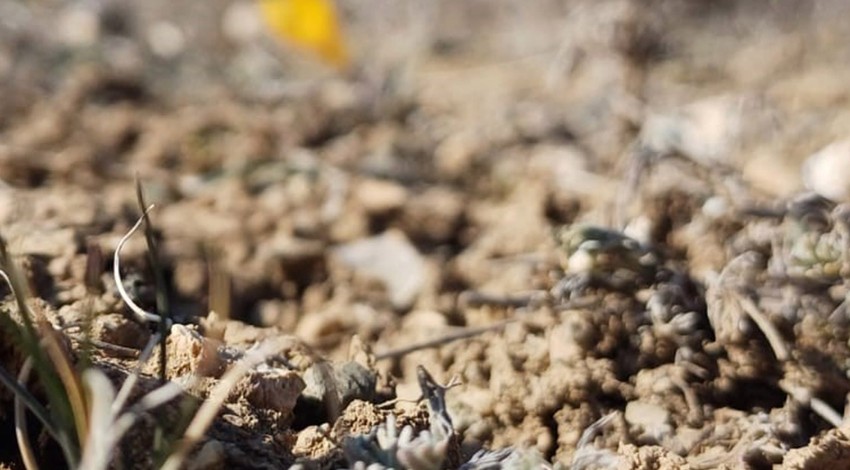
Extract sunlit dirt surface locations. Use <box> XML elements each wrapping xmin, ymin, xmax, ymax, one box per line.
<box><xmin>3</xmin><ymin>0</ymin><xmax>850</xmax><ymax>468</ymax></box>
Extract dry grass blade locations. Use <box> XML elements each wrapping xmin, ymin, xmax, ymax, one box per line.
<box><xmin>206</xmin><ymin>246</ymin><xmax>231</xmax><ymax>321</ymax></box>
<box><xmin>0</xmin><ymin>357</ymin><xmax>58</xmax><ymax>446</ymax></box>
<box><xmin>160</xmin><ymin>341</ymin><xmax>276</xmax><ymax>470</ymax></box>
<box><xmin>0</xmin><ymin>269</ymin><xmax>58</xmax><ymax>443</ymax></box>
<box><xmin>81</xmin><ymin>366</ymin><xmax>191</xmax><ymax>470</ymax></box>
<box><xmin>130</xmin><ymin>380</ymin><xmax>188</xmax><ymax>413</ymax></box>
<box><xmin>0</xmin><ymin>256</ymin><xmax>78</xmax><ymax>466</ymax></box>
<box><xmin>14</xmin><ymin>358</ymin><xmax>38</xmax><ymax>470</ymax></box>
<box><xmin>136</xmin><ymin>177</ymin><xmax>170</xmax><ymax>382</ymax></box>
<box><xmin>0</xmin><ymin>238</ymin><xmax>35</xmax><ymax>335</ymax></box>
<box><xmin>36</xmin><ymin>317</ymin><xmax>89</xmax><ymax>452</ymax></box>
<box><xmin>85</xmin><ymin>338</ymin><xmax>139</xmax><ymax>359</ymax></box>
<box><xmin>135</xmin><ymin>179</ymin><xmax>168</xmax><ymax>318</ymax></box>
<box><xmin>79</xmin><ymin>369</ymin><xmax>117</xmax><ymax>470</ymax></box>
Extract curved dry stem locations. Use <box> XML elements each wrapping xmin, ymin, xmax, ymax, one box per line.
<box><xmin>0</xmin><ymin>269</ymin><xmax>17</xmax><ymax>300</ymax></box>
<box><xmin>738</xmin><ymin>293</ymin><xmax>843</xmax><ymax>427</ymax></box>
<box><xmin>737</xmin><ymin>295</ymin><xmax>789</xmax><ymax>361</ymax></box>
<box><xmin>781</xmin><ymin>383</ymin><xmax>843</xmax><ymax>428</ymax></box>
<box><xmin>113</xmin><ymin>205</ymin><xmax>166</xmax><ymax>325</ymax></box>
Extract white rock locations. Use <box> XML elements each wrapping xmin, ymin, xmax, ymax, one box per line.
<box><xmin>147</xmin><ymin>21</ymin><xmax>185</xmax><ymax>59</ymax></box>
<box><xmin>12</xmin><ymin>227</ymin><xmax>77</xmax><ymax>258</ymax></box>
<box><xmin>702</xmin><ymin>196</ymin><xmax>730</xmax><ymax>219</ymax></box>
<box><xmin>333</xmin><ymin>230</ymin><xmax>425</xmax><ymax>309</ymax></box>
<box><xmin>624</xmin><ymin>215</ymin><xmax>653</xmax><ymax>245</ymax></box>
<box><xmin>354</xmin><ymin>178</ymin><xmax>408</xmax><ymax>214</ymax></box>
<box><xmin>802</xmin><ymin>139</ymin><xmax>850</xmax><ymax>201</ymax></box>
<box><xmin>624</xmin><ymin>400</ymin><xmax>672</xmax><ymax>442</ymax></box>
<box><xmin>59</xmin><ymin>6</ymin><xmax>100</xmax><ymax>48</ymax></box>
<box><xmin>222</xmin><ymin>1</ymin><xmax>264</xmax><ymax>44</ymax></box>
<box><xmin>641</xmin><ymin>94</ymin><xmax>765</xmax><ymax>166</ymax></box>
<box><xmin>230</xmin><ymin>368</ymin><xmax>305</xmax><ymax>413</ymax></box>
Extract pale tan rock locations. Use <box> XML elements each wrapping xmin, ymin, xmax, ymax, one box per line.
<box><xmin>333</xmin><ymin>230</ymin><xmax>426</xmax><ymax>309</ymax></box>
<box><xmin>147</xmin><ymin>21</ymin><xmax>185</xmax><ymax>59</ymax></box>
<box><xmin>624</xmin><ymin>401</ymin><xmax>672</xmax><ymax>443</ymax></box>
<box><xmin>154</xmin><ymin>324</ymin><xmax>226</xmax><ymax>378</ymax></box>
<box><xmin>58</xmin><ymin>5</ymin><xmax>100</xmax><ymax>48</ymax></box>
<box><xmin>295</xmin><ymin>308</ymin><xmax>353</xmax><ymax>349</ymax></box>
<box><xmin>781</xmin><ymin>428</ymin><xmax>850</xmax><ymax>469</ymax></box>
<box><xmin>399</xmin><ymin>187</ymin><xmax>465</xmax><ymax>244</ymax></box>
<box><xmin>292</xmin><ymin>425</ymin><xmax>335</xmax><ymax>459</ymax></box>
<box><xmin>173</xmin><ymin>258</ymin><xmax>207</xmax><ymax>297</ymax></box>
<box><xmin>802</xmin><ymin>139</ymin><xmax>850</xmax><ymax>201</ymax></box>
<box><xmin>11</xmin><ymin>227</ymin><xmax>77</xmax><ymax>258</ymax></box>
<box><xmin>617</xmin><ymin>443</ymin><xmax>684</xmax><ymax>469</ymax></box>
<box><xmin>435</xmin><ymin>131</ymin><xmax>480</xmax><ymax>179</ymax></box>
<box><xmin>549</xmin><ymin>313</ymin><xmax>595</xmax><ymax>363</ymax></box>
<box><xmin>229</xmin><ymin>368</ymin><xmax>305</xmax><ymax>414</ymax></box>
<box><xmin>92</xmin><ymin>313</ymin><xmax>150</xmax><ymax>351</ymax></box>
<box><xmin>354</xmin><ymin>178</ymin><xmax>408</xmax><ymax>214</ymax></box>
<box><xmin>222</xmin><ymin>1</ymin><xmax>263</xmax><ymax>44</ymax></box>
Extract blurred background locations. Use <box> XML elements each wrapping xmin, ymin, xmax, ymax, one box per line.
<box><xmin>3</xmin><ymin>0</ymin><xmax>850</xmax><ymax>329</ymax></box>
<box><xmin>2</xmin><ymin>0</ymin><xmax>850</xmax><ymax>198</ymax></box>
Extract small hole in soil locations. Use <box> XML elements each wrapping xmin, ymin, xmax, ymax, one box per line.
<box><xmin>542</xmin><ymin>412</ymin><xmax>559</xmax><ymax>462</ymax></box>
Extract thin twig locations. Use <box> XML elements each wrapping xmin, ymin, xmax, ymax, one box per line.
<box><xmin>61</xmin><ymin>323</ymin><xmax>142</xmax><ymax>359</ymax></box>
<box><xmin>84</xmin><ymin>339</ymin><xmax>140</xmax><ymax>359</ymax></box>
<box><xmin>375</xmin><ymin>320</ymin><xmax>515</xmax><ymax>361</ymax></box>
<box><xmin>458</xmin><ymin>290</ymin><xmax>545</xmax><ymax>309</ymax></box>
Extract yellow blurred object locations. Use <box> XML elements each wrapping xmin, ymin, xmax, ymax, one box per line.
<box><xmin>258</xmin><ymin>0</ymin><xmax>350</xmax><ymax>69</ymax></box>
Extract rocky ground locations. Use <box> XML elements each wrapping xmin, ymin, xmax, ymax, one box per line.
<box><xmin>3</xmin><ymin>0</ymin><xmax>850</xmax><ymax>469</ymax></box>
